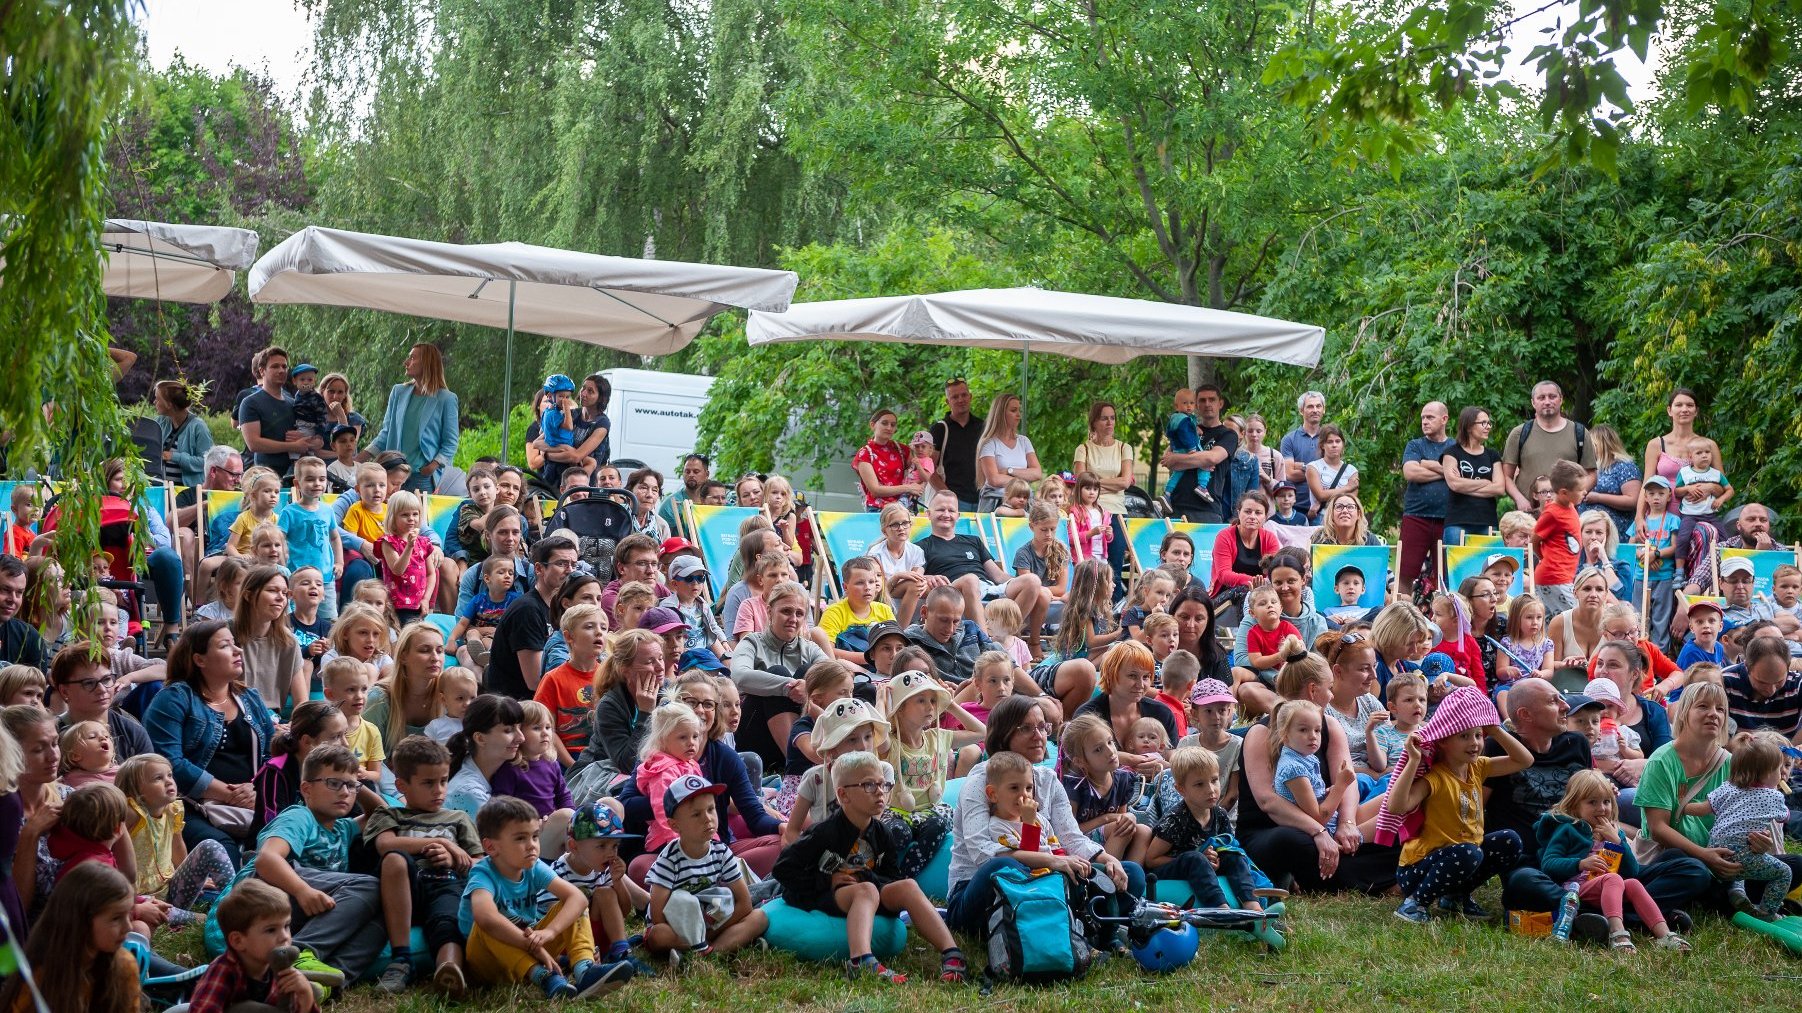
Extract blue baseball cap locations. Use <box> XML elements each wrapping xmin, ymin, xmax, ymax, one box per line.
<box><xmin>290</xmin><ymin>363</ymin><xmax>318</xmax><ymax>377</ymax></box>
<box><xmin>678</xmin><ymin>647</ymin><xmax>726</xmax><ymax>673</ymax></box>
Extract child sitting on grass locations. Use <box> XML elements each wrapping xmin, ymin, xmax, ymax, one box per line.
<box><xmin>542</xmin><ymin>802</ymin><xmax>650</xmax><ymax>971</ymax></box>
<box><xmin>1146</xmin><ymin>747</ymin><xmax>1267</xmax><ymax>915</ymax></box>
<box><xmin>220</xmin><ymin>743</ymin><xmax>385</xmax><ymax>994</ymax></box>
<box><xmin>511</xmin><ymin>700</ymin><xmax>576</xmax><ymax>857</ymax></box>
<box><xmin>771</xmin><ymin>751</ymin><xmax>968</xmax><ymax>984</ymax></box>
<box><xmin>179</xmin><ymin>877</ymin><xmax>322</xmax><ymax>1013</ymax></box>
<box><xmin>117</xmin><ymin>753</ymin><xmax>232</xmax><ymax>930</ymax></box>
<box><xmin>320</xmin><ymin>657</ymin><xmax>382</xmax><ymax>789</ymax></box>
<box><xmin>783</xmin><ymin>698</ymin><xmax>892</xmax><ymax>844</ymax></box>
<box><xmin>367</xmin><ymin>735</ymin><xmax>479</xmax><ymax>995</ymax></box>
<box><xmin>881</xmin><ymin>669</ymin><xmax>984</xmax><ymax>877</ymax></box>
<box><xmin>0</xmin><ymin>863</ymin><xmax>141</xmax><ymax>1013</ymax></box>
<box><xmin>644</xmin><ymin>775</ymin><xmax>769</xmax><ymax>966</ymax></box>
<box><xmin>1536</xmin><ymin>769</ymin><xmax>1689</xmax><ymax>952</ymax></box>
<box><xmin>458</xmin><ymin>795</ymin><xmax>635</xmax><ymax>998</ymax></box>
<box><xmin>1059</xmin><ymin>714</ymin><xmax>1151</xmax><ymax>863</ymax></box>
<box><xmin>1384</xmin><ymin>687</ymin><xmax>1533</xmax><ymax>924</ymax></box>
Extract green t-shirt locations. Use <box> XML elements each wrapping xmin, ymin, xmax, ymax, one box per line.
<box><xmin>400</xmin><ymin>392</ymin><xmax>431</xmax><ymax>472</ymax></box>
<box><xmin>1634</xmin><ymin>742</ymin><xmax>1731</xmax><ymax>847</ymax></box>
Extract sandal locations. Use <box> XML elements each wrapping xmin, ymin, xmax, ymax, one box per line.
<box><xmin>1608</xmin><ymin>929</ymin><xmax>1636</xmax><ymax>953</ymax></box>
<box><xmin>1653</xmin><ymin>933</ymin><xmax>1691</xmax><ymax>951</ymax></box>
<box><xmin>939</xmin><ymin>953</ymin><xmax>968</xmax><ymax>984</ymax></box>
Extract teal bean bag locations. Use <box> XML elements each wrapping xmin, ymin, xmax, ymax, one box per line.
<box><xmin>760</xmin><ymin>897</ymin><xmax>907</xmax><ymax>961</ymax></box>
<box><xmin>915</xmin><ymin>833</ymin><xmax>954</xmax><ymax>902</ymax></box>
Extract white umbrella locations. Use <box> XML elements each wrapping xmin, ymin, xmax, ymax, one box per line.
<box><xmin>96</xmin><ymin>219</ymin><xmax>260</xmax><ymax>303</ymax></box>
<box><xmin>249</xmin><ymin>225</ymin><xmax>799</xmax><ymax>450</ymax></box>
<box><xmin>746</xmin><ymin>286</ymin><xmax>1325</xmax><ymax>393</ymax></box>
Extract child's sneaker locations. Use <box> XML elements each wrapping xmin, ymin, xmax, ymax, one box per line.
<box><xmin>1394</xmin><ymin>897</ymin><xmax>1431</xmax><ymax>925</ymax></box>
<box><xmin>539</xmin><ymin>970</ymin><xmax>577</xmax><ymax>999</ymax></box>
<box><xmin>574</xmin><ymin>959</ymin><xmax>636</xmax><ymax>998</ymax></box>
<box><xmin>846</xmin><ymin>955</ymin><xmax>906</xmax><ymax>983</ymax></box>
<box><xmin>433</xmin><ymin>960</ymin><xmax>467</xmax><ymax>996</ymax></box>
<box><xmin>291</xmin><ymin>951</ymin><xmax>345</xmax><ymax>990</ymax></box>
<box><xmin>375</xmin><ymin>958</ymin><xmax>413</xmax><ymax>994</ymax></box>
<box><xmin>1436</xmin><ymin>894</ymin><xmax>1491</xmax><ymax>921</ymax></box>
<box><xmin>1728</xmin><ymin>887</ymin><xmax>1769</xmax><ymax>920</ymax></box>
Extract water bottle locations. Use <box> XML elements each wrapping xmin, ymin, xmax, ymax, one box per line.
<box><xmin>1550</xmin><ymin>886</ymin><xmax>1581</xmax><ymax>941</ymax></box>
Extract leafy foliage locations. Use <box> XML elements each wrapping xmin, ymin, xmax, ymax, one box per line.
<box><xmin>1</xmin><ymin>0</ymin><xmax>142</xmax><ymax>635</ymax></box>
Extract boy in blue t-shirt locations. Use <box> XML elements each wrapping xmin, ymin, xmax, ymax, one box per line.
<box><xmin>1163</xmin><ymin>388</ymin><xmax>1213</xmax><ymax>502</ymax></box>
<box><xmin>1676</xmin><ymin>597</ymin><xmax>1727</xmax><ymax>669</ymax></box>
<box><xmin>279</xmin><ymin>456</ymin><xmax>344</xmax><ymax>620</ymax></box>
<box><xmin>540</xmin><ymin>374</ymin><xmax>578</xmax><ymax>449</ymax></box>
<box><xmin>220</xmin><ymin>743</ymin><xmax>385</xmax><ymax>991</ymax></box>
<box><xmin>459</xmin><ymin>796</ymin><xmax>635</xmax><ymax>999</ymax></box>
<box><xmin>450</xmin><ymin>555</ymin><xmax>522</xmax><ymax>671</ymax></box>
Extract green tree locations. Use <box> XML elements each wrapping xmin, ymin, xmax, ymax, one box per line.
<box><xmin>1</xmin><ymin>0</ymin><xmax>141</xmax><ymax>636</ymax></box>
<box><xmin>280</xmin><ymin>0</ymin><xmax>838</xmax><ymax>431</ymax></box>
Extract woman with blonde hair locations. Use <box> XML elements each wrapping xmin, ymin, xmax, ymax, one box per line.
<box><xmin>1310</xmin><ymin>493</ymin><xmax>1380</xmax><ymax>546</ymax></box>
<box><xmin>1584</xmin><ymin>424</ymin><xmax>1642</xmax><ymax>537</ymax></box>
<box><xmin>975</xmin><ymin>393</ymin><xmax>1042</xmax><ymax>513</ymax></box>
<box><xmin>582</xmin><ymin>628</ymin><xmax>666</xmax><ymax>780</ymax></box>
<box><xmin>365</xmin><ymin>342</ymin><xmax>459</xmax><ymax>493</ymax></box>
<box><xmin>1369</xmin><ymin>600</ymin><xmax>1434</xmax><ymax>694</ymax></box>
<box><xmin>365</xmin><ymin>621</ymin><xmax>445</xmax><ymax>751</ymax></box>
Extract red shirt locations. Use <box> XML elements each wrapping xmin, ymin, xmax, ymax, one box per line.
<box><xmin>1245</xmin><ymin>619</ymin><xmax>1301</xmax><ymax>660</ymax></box>
<box><xmin>1434</xmin><ymin>632</ymin><xmax>1488</xmax><ymax>693</ymax></box>
<box><xmin>1533</xmin><ymin>502</ymin><xmax>1581</xmax><ymax>586</ymax></box>
<box><xmin>853</xmin><ymin>439</ymin><xmax>910</xmax><ymax>509</ymax></box>
<box><xmin>1155</xmin><ymin>691</ymin><xmax>1190</xmax><ymax>740</ymax></box>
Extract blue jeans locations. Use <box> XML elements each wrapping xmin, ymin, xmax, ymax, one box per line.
<box><xmin>146</xmin><ymin>545</ymin><xmax>184</xmax><ymax>627</ymax></box>
<box><xmin>340</xmin><ymin>554</ymin><xmax>376</xmax><ymax>602</ymax></box>
<box><xmin>1159</xmin><ymin>849</ymin><xmax>1256</xmax><ymax>908</ymax></box>
<box><xmin>944</xmin><ymin>856</ymin><xmax>1146</xmax><ymax>935</ymax></box>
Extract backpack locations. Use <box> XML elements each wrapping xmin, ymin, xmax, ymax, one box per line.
<box><xmin>984</xmin><ymin>866</ymin><xmax>1093</xmax><ymax>984</ymax></box>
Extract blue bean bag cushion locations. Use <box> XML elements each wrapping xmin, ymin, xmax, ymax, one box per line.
<box><xmin>760</xmin><ymin>897</ymin><xmax>906</xmax><ymax>961</ymax></box>
<box><xmin>915</xmin><ymin>833</ymin><xmax>954</xmax><ymax>902</ymax></box>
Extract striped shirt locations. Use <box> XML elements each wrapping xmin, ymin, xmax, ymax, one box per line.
<box><xmin>1724</xmin><ymin>670</ymin><xmax>1802</xmax><ymax>736</ymax></box>
<box><xmin>645</xmin><ymin>837</ymin><xmax>741</xmax><ymax>894</ymax></box>
<box><xmin>536</xmin><ymin>852</ymin><xmax>612</xmax><ymax>914</ymax></box>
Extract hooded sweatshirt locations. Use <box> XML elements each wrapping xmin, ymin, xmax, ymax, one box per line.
<box><xmin>1534</xmin><ymin>811</ymin><xmax>1640</xmax><ymax>884</ymax></box>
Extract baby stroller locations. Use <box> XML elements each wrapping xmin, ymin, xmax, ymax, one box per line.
<box><xmin>545</xmin><ymin>486</ymin><xmax>637</xmax><ymax>583</ymax></box>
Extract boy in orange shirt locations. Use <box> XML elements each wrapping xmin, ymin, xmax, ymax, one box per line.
<box><xmin>1531</xmin><ymin>460</ymin><xmax>1586</xmax><ymax>619</ymax></box>
<box><xmin>534</xmin><ymin>603</ymin><xmax>605</xmax><ymax>766</ymax></box>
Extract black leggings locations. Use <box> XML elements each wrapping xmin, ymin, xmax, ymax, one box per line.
<box><xmin>1241</xmin><ymin>825</ymin><xmax>1399</xmax><ymax>895</ymax></box>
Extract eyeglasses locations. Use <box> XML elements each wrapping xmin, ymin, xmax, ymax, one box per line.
<box><xmin>1018</xmin><ymin>721</ymin><xmax>1054</xmax><ymax>737</ymax></box>
<box><xmin>308</xmin><ymin>777</ymin><xmax>359</xmax><ymax>793</ymax></box>
<box><xmin>63</xmin><ymin>677</ymin><xmax>110</xmax><ymax>694</ymax></box>
<box><xmin>850</xmin><ymin>780</ymin><xmax>895</xmax><ymax>795</ymax></box>
<box><xmin>1468</xmin><ymin>591</ymin><xmax>1497</xmax><ymax>600</ymax></box>
<box><xmin>677</xmin><ymin>697</ymin><xmax>717</xmax><ymax>712</ymax></box>
<box><xmin>884</xmin><ymin>521</ymin><xmax>911</xmax><ymax>530</ymax></box>
<box><xmin>545</xmin><ymin>558</ymin><xmax>578</xmax><ymax>571</ymax></box>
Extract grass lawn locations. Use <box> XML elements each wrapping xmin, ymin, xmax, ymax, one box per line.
<box><xmin>157</xmin><ymin>888</ymin><xmax>1799</xmax><ymax>1012</ymax></box>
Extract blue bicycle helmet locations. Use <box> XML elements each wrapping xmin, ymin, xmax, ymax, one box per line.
<box><xmin>1130</xmin><ymin>922</ymin><xmax>1199</xmax><ymax>973</ymax></box>
<box><xmin>542</xmin><ymin>373</ymin><xmax>576</xmax><ymax>394</ymax></box>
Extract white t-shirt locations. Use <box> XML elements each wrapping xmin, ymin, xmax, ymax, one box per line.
<box><xmin>870</xmin><ymin>540</ymin><xmax>925</xmax><ymax>578</ymax></box>
<box><xmin>1306</xmin><ymin>458</ymin><xmax>1358</xmax><ymax>495</ymax></box>
<box><xmin>978</xmin><ymin>435</ymin><xmax>1036</xmax><ymax>498</ymax></box>
<box><xmin>1676</xmin><ymin>466</ymin><xmax>1725</xmax><ymax>516</ymax></box>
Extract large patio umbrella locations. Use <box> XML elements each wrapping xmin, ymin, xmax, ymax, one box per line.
<box><xmin>249</xmin><ymin>225</ymin><xmax>799</xmax><ymax>451</ymax></box>
<box><xmin>746</xmin><ymin>286</ymin><xmax>1325</xmax><ymax>396</ymax></box>
<box><xmin>97</xmin><ymin>218</ymin><xmax>261</xmax><ymax>303</ymax></box>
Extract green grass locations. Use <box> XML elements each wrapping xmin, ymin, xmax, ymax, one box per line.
<box><xmin>157</xmin><ymin>889</ymin><xmax>1798</xmax><ymax>1012</ymax></box>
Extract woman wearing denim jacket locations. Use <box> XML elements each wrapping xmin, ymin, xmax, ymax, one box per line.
<box><xmin>144</xmin><ymin>619</ymin><xmax>275</xmax><ymax>862</ymax></box>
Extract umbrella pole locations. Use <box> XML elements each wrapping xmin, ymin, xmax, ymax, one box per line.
<box><xmin>501</xmin><ymin>280</ymin><xmax>517</xmax><ymax>463</ymax></box>
<box><xmin>1021</xmin><ymin>341</ymin><xmax>1030</xmax><ymax>409</ymax></box>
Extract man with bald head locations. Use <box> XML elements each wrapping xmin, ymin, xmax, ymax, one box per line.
<box><xmin>1400</xmin><ymin>401</ymin><xmax>1456</xmax><ymax>592</ymax></box>
<box><xmin>1488</xmin><ymin>678</ymin><xmax>1711</xmax><ymax>932</ymax></box>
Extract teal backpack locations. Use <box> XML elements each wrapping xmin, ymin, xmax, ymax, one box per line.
<box><xmin>984</xmin><ymin>866</ymin><xmax>1093</xmax><ymax>983</ymax></box>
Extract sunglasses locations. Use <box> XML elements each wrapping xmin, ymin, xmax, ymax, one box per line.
<box><xmin>675</xmin><ymin>574</ymin><xmax>708</xmax><ymax>584</ymax></box>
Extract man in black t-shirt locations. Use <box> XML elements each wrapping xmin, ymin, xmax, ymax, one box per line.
<box><xmin>0</xmin><ymin>557</ymin><xmax>46</xmax><ymax>669</ymax></box>
<box><xmin>1161</xmin><ymin>383</ymin><xmax>1237</xmax><ymax>523</ymax></box>
<box><xmin>236</xmin><ymin>346</ymin><xmax>320</xmax><ymax>479</ymax></box>
<box><xmin>486</xmin><ymin>536</ymin><xmax>580</xmax><ymax>700</ymax></box>
<box><xmin>929</xmin><ymin>379</ymin><xmax>984</xmax><ymax>510</ymax></box>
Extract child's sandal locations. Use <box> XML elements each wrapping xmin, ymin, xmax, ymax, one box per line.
<box><xmin>939</xmin><ymin>954</ymin><xmax>968</xmax><ymax>984</ymax></box>
<box><xmin>846</xmin><ymin>957</ymin><xmax>907</xmax><ymax>984</ymax></box>
<box><xmin>1608</xmin><ymin>930</ymin><xmax>1636</xmax><ymax>952</ymax></box>
<box><xmin>1653</xmin><ymin>934</ymin><xmax>1691</xmax><ymax>952</ymax></box>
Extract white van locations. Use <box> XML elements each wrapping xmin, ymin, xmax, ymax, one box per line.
<box><xmin>602</xmin><ymin>367</ymin><xmax>863</xmax><ymax>512</ymax></box>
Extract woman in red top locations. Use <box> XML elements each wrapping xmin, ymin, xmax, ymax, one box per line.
<box><xmin>852</xmin><ymin>408</ymin><xmax>919</xmax><ymax>512</ymax></box>
<box><xmin>1210</xmin><ymin>490</ymin><xmax>1281</xmax><ymax>598</ymax></box>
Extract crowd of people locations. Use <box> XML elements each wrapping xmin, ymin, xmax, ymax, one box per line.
<box><xmin>0</xmin><ymin>349</ymin><xmax>1799</xmax><ymax>1008</ymax></box>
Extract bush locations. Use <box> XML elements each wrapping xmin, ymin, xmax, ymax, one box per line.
<box><xmin>201</xmin><ymin>411</ymin><xmax>242</xmax><ymax>453</ymax></box>
<box><xmin>453</xmin><ymin>402</ymin><xmax>538</xmax><ymax>470</ymax></box>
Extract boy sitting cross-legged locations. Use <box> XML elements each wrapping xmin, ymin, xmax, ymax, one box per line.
<box><xmin>541</xmin><ymin>801</ymin><xmax>652</xmax><ymax>972</ymax></box>
<box><xmin>643</xmin><ymin>774</ymin><xmax>769</xmax><ymax>967</ymax></box>
<box><xmin>178</xmin><ymin>878</ymin><xmax>321</xmax><ymax>1013</ymax></box>
<box><xmin>458</xmin><ymin>795</ymin><xmax>636</xmax><ymax>999</ymax></box>
<box><xmin>771</xmin><ymin>751</ymin><xmax>968</xmax><ymax>984</ymax></box>
<box><xmin>366</xmin><ymin>735</ymin><xmax>479</xmax><ymax>996</ymax></box>
<box><xmin>220</xmin><ymin>743</ymin><xmax>387</xmax><ymax>997</ymax></box>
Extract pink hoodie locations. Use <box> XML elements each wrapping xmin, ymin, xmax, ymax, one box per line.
<box><xmin>637</xmin><ymin>750</ymin><xmax>703</xmax><ymax>849</ymax></box>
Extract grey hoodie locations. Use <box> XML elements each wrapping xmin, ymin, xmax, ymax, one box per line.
<box><xmin>730</xmin><ymin>629</ymin><xmax>827</xmax><ymax>697</ymax></box>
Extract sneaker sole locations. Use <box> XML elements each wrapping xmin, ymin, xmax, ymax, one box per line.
<box><xmin>433</xmin><ymin>962</ymin><xmax>467</xmax><ymax>996</ymax></box>
<box><xmin>577</xmin><ymin>963</ymin><xmax>634</xmax><ymax>999</ymax></box>
<box><xmin>296</xmin><ymin>968</ymin><xmax>346</xmax><ymax>990</ymax></box>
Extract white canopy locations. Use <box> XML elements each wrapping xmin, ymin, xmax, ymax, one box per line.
<box><xmin>746</xmin><ymin>286</ymin><xmax>1324</xmax><ymax>367</ymax></box>
<box><xmin>249</xmin><ymin>225</ymin><xmax>799</xmax><ymax>357</ymax></box>
<box><xmin>98</xmin><ymin>219</ymin><xmax>260</xmax><ymax>303</ymax></box>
